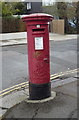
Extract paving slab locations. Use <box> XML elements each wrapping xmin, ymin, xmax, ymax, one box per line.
<box><xmin>0</xmin><ymin>89</ymin><xmax>29</xmax><ymax>119</ymax></box>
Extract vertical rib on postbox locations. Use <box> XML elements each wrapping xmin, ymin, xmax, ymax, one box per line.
<box><xmin>22</xmin><ymin>13</ymin><xmax>53</xmax><ymax>100</ymax></box>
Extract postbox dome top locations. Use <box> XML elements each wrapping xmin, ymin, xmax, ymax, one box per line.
<box><xmin>22</xmin><ymin>13</ymin><xmax>53</xmax><ymax>22</ymax></box>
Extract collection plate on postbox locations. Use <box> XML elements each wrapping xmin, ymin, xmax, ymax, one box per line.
<box><xmin>35</xmin><ymin>37</ymin><xmax>43</xmax><ymax>50</ymax></box>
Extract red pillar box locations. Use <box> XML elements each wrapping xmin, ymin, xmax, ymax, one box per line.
<box><xmin>22</xmin><ymin>13</ymin><xmax>53</xmax><ymax>100</ymax></box>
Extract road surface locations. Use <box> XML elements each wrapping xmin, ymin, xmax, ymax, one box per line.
<box><xmin>2</xmin><ymin>39</ymin><xmax>77</xmax><ymax>90</ymax></box>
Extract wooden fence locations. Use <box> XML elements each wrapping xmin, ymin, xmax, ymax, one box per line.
<box><xmin>50</xmin><ymin>19</ymin><xmax>64</xmax><ymax>34</ymax></box>
<box><xmin>1</xmin><ymin>18</ymin><xmax>64</xmax><ymax>34</ymax></box>
<box><xmin>1</xmin><ymin>18</ymin><xmax>26</xmax><ymax>33</ymax></box>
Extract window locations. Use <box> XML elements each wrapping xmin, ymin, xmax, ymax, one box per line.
<box><xmin>27</xmin><ymin>2</ymin><xmax>31</xmax><ymax>10</ymax></box>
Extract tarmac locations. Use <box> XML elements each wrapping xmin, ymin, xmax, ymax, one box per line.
<box><xmin>0</xmin><ymin>32</ymin><xmax>78</xmax><ymax>119</ymax></box>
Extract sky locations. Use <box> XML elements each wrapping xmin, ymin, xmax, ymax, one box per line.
<box><xmin>21</xmin><ymin>0</ymin><xmax>55</xmax><ymax>3</ymax></box>
<box><xmin>1</xmin><ymin>0</ymin><xmax>78</xmax><ymax>3</ymax></box>
<box><xmin>21</xmin><ymin>0</ymin><xmax>77</xmax><ymax>2</ymax></box>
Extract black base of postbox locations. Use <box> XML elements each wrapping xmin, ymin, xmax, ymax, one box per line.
<box><xmin>29</xmin><ymin>82</ymin><xmax>51</xmax><ymax>100</ymax></box>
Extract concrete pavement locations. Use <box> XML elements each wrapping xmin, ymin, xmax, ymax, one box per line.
<box><xmin>0</xmin><ymin>78</ymin><xmax>77</xmax><ymax>119</ymax></box>
<box><xmin>0</xmin><ymin>67</ymin><xmax>78</xmax><ymax>119</ymax></box>
<box><xmin>0</xmin><ymin>32</ymin><xmax>77</xmax><ymax>46</ymax></box>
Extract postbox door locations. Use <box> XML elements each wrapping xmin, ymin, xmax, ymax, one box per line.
<box><xmin>27</xmin><ymin>25</ymin><xmax>50</xmax><ymax>84</ymax></box>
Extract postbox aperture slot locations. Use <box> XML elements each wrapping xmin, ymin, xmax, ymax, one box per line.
<box><xmin>32</xmin><ymin>28</ymin><xmax>45</xmax><ymax>32</ymax></box>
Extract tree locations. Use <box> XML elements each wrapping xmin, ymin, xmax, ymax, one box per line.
<box><xmin>13</xmin><ymin>2</ymin><xmax>26</xmax><ymax>15</ymax></box>
<box><xmin>42</xmin><ymin>3</ymin><xmax>58</xmax><ymax>17</ymax></box>
<box><xmin>2</xmin><ymin>2</ymin><xmax>13</xmax><ymax>17</ymax></box>
<box><xmin>0</xmin><ymin>2</ymin><xmax>2</xmax><ymax>17</ymax></box>
<box><xmin>2</xmin><ymin>2</ymin><xmax>26</xmax><ymax>18</ymax></box>
<box><xmin>56</xmin><ymin>2</ymin><xmax>68</xmax><ymax>33</ymax></box>
<box><xmin>42</xmin><ymin>2</ymin><xmax>77</xmax><ymax>34</ymax></box>
<box><xmin>67</xmin><ymin>3</ymin><xmax>76</xmax><ymax>20</ymax></box>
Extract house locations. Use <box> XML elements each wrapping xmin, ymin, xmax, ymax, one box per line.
<box><xmin>25</xmin><ymin>1</ymin><xmax>42</xmax><ymax>14</ymax></box>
